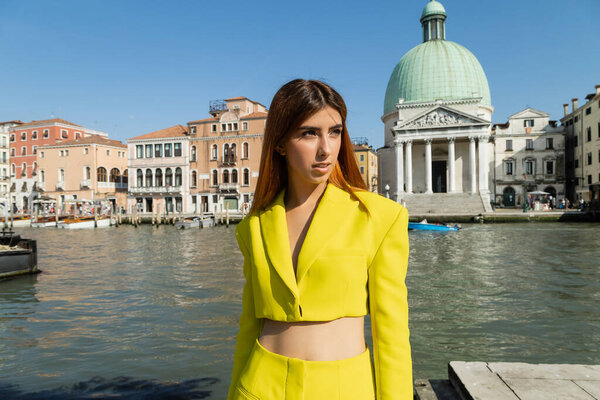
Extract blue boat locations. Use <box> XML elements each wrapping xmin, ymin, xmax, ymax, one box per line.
<box><xmin>408</xmin><ymin>220</ymin><xmax>461</xmax><ymax>231</ymax></box>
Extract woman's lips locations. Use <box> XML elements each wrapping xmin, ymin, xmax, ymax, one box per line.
<box><xmin>312</xmin><ymin>163</ymin><xmax>331</xmax><ymax>173</ymax></box>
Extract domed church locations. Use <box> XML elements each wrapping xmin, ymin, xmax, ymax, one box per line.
<box><xmin>379</xmin><ymin>0</ymin><xmax>494</xmax><ymax>213</ymax></box>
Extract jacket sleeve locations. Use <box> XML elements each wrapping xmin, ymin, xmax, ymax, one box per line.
<box><xmin>227</xmin><ymin>226</ymin><xmax>262</xmax><ymax>400</ymax></box>
<box><xmin>368</xmin><ymin>206</ymin><xmax>412</xmax><ymax>399</ymax></box>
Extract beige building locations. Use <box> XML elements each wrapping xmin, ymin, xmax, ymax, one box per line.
<box><xmin>561</xmin><ymin>84</ymin><xmax>600</xmax><ymax>201</ymax></box>
<box><xmin>0</xmin><ymin>120</ymin><xmax>22</xmax><ymax>198</ymax></box>
<box><xmin>37</xmin><ymin>135</ymin><xmax>128</xmax><ymax>209</ymax></box>
<box><xmin>492</xmin><ymin>108</ymin><xmax>565</xmax><ymax>207</ymax></box>
<box><xmin>187</xmin><ymin>97</ymin><xmax>266</xmax><ymax>213</ymax></box>
<box><xmin>127</xmin><ymin>125</ymin><xmax>190</xmax><ymax>214</ymax></box>
<box><xmin>352</xmin><ymin>139</ymin><xmax>378</xmax><ymax>192</ymax></box>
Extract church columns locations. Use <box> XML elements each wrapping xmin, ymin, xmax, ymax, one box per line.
<box><xmin>405</xmin><ymin>140</ymin><xmax>413</xmax><ymax>194</ymax></box>
<box><xmin>447</xmin><ymin>137</ymin><xmax>455</xmax><ymax>193</ymax></box>
<box><xmin>394</xmin><ymin>137</ymin><xmax>404</xmax><ymax>200</ymax></box>
<box><xmin>469</xmin><ymin>136</ymin><xmax>477</xmax><ymax>194</ymax></box>
<box><xmin>478</xmin><ymin>136</ymin><xmax>489</xmax><ymax>194</ymax></box>
<box><xmin>425</xmin><ymin>139</ymin><xmax>433</xmax><ymax>194</ymax></box>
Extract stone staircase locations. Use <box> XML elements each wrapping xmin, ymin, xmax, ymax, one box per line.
<box><xmin>398</xmin><ymin>192</ymin><xmax>493</xmax><ymax>215</ymax></box>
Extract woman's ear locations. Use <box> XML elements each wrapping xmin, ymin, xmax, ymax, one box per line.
<box><xmin>276</xmin><ymin>145</ymin><xmax>286</xmax><ymax>156</ymax></box>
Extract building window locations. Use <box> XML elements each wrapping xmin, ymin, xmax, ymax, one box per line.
<box><xmin>221</xmin><ymin>123</ymin><xmax>226</xmax><ymax>132</ymax></box>
<box><xmin>155</xmin><ymin>169</ymin><xmax>163</xmax><ymax>186</ymax></box>
<box><xmin>588</xmin><ymin>152</ymin><xmax>592</xmax><ymax>165</ymax></box>
<box><xmin>21</xmin><ymin>163</ymin><xmax>27</xmax><ymax>176</ymax></box>
<box><xmin>175</xmin><ymin>168</ymin><xmax>182</xmax><ymax>186</ymax></box>
<box><xmin>10</xmin><ymin>148</ymin><xmax>15</xmax><ymax>157</ymax></box>
<box><xmin>165</xmin><ymin>168</ymin><xmax>173</xmax><ymax>186</ymax></box>
<box><xmin>587</xmin><ymin>127</ymin><xmax>592</xmax><ymax>142</ymax></box>
<box><xmin>212</xmin><ymin>170</ymin><xmax>218</xmax><ymax>186</ymax></box>
<box><xmin>575</xmin><ymin>159</ymin><xmax>579</xmax><ymax>168</ymax></box>
<box><xmin>40</xmin><ymin>151</ymin><xmax>44</xmax><ymax>158</ymax></box>
<box><xmin>574</xmin><ymin>136</ymin><xmax>578</xmax><ymax>147</ymax></box>
<box><xmin>110</xmin><ymin>168</ymin><xmax>120</xmax><ymax>183</ymax></box>
<box><xmin>154</xmin><ymin>143</ymin><xmax>163</xmax><ymax>157</ymax></box>
<box><xmin>505</xmin><ymin>161</ymin><xmax>513</xmax><ymax>175</ymax></box>
<box><xmin>223</xmin><ymin>170</ymin><xmax>229</xmax><ymax>184</ymax></box>
<box><xmin>545</xmin><ymin>138</ymin><xmax>553</xmax><ymax>149</ymax></box>
<box><xmin>191</xmin><ymin>171</ymin><xmax>197</xmax><ymax>187</ymax></box>
<box><xmin>137</xmin><ymin>169</ymin><xmax>143</xmax><ymax>187</ymax></box>
<box><xmin>190</xmin><ymin>126</ymin><xmax>197</xmax><ymax>134</ymax></box>
<box><xmin>243</xmin><ymin>168</ymin><xmax>249</xmax><ymax>186</ymax></box>
<box><xmin>164</xmin><ymin>143</ymin><xmax>172</xmax><ymax>157</ymax></box>
<box><xmin>526</xmin><ymin>139</ymin><xmax>534</xmax><ymax>150</ymax></box>
<box><xmin>20</xmin><ymin>132</ymin><xmax>26</xmax><ymax>141</ymax></box>
<box><xmin>575</xmin><ymin>116</ymin><xmax>579</xmax><ymax>123</ymax></box>
<box><xmin>174</xmin><ymin>143</ymin><xmax>182</xmax><ymax>157</ymax></box>
<box><xmin>145</xmin><ymin>169</ymin><xmax>153</xmax><ymax>187</ymax></box>
<box><xmin>524</xmin><ymin>119</ymin><xmax>534</xmax><ymax>127</ymax></box>
<box><xmin>586</xmin><ymin>107</ymin><xmax>591</xmax><ymax>115</ymax></box>
<box><xmin>242</xmin><ymin>122</ymin><xmax>248</xmax><ymax>131</ymax></box>
<box><xmin>32</xmin><ymin>146</ymin><xmax>37</xmax><ymax>155</ymax></box>
<box><xmin>10</xmin><ymin>134</ymin><xmax>15</xmax><ymax>142</ymax></box>
<box><xmin>525</xmin><ymin>160</ymin><xmax>534</xmax><ymax>175</ymax></box>
<box><xmin>97</xmin><ymin>167</ymin><xmax>107</xmax><ymax>182</ymax></box>
<box><xmin>233</xmin><ymin>123</ymin><xmax>238</xmax><ymax>131</ymax></box>
<box><xmin>360</xmin><ymin>154</ymin><xmax>364</xmax><ymax>162</ymax></box>
<box><xmin>232</xmin><ymin>169</ymin><xmax>238</xmax><ymax>184</ymax></box>
<box><xmin>211</xmin><ymin>144</ymin><xmax>218</xmax><ymax>160</ymax></box>
<box><xmin>58</xmin><ymin>168</ymin><xmax>64</xmax><ymax>182</ymax></box>
<box><xmin>505</xmin><ymin>140</ymin><xmax>513</xmax><ymax>151</ymax></box>
<box><xmin>136</xmin><ymin>145</ymin><xmax>143</xmax><ymax>158</ymax></box>
<box><xmin>106</xmin><ymin>150</ymin><xmax>110</xmax><ymax>156</ymax></box>
<box><xmin>61</xmin><ymin>130</ymin><xmax>68</xmax><ymax>139</ymax></box>
<box><xmin>588</xmin><ymin>175</ymin><xmax>592</xmax><ymax>184</ymax></box>
<box><xmin>85</xmin><ymin>166</ymin><xmax>91</xmax><ymax>180</ymax></box>
<box><xmin>43</xmin><ymin>129</ymin><xmax>49</xmax><ymax>138</ymax></box>
<box><xmin>145</xmin><ymin>144</ymin><xmax>152</xmax><ymax>158</ymax></box>
<box><xmin>84</xmin><ymin>147</ymin><xmax>89</xmax><ymax>155</ymax></box>
<box><xmin>242</xmin><ymin>142</ymin><xmax>249</xmax><ymax>159</ymax></box>
<box><xmin>32</xmin><ymin>131</ymin><xmax>38</xmax><ymax>140</ymax></box>
<box><xmin>227</xmin><ymin>123</ymin><xmax>232</xmax><ymax>131</ymax></box>
<box><xmin>75</xmin><ymin>132</ymin><xmax>81</xmax><ymax>139</ymax></box>
<box><xmin>191</xmin><ymin>146</ymin><xmax>197</xmax><ymax>161</ymax></box>
<box><xmin>546</xmin><ymin>161</ymin><xmax>554</xmax><ymax>175</ymax></box>
<box><xmin>598</xmin><ymin>122</ymin><xmax>600</xmax><ymax>138</ymax></box>
<box><xmin>21</xmin><ymin>146</ymin><xmax>26</xmax><ymax>156</ymax></box>
<box><xmin>360</xmin><ymin>166</ymin><xmax>365</xmax><ymax>174</ymax></box>
<box><xmin>211</xmin><ymin>124</ymin><xmax>217</xmax><ymax>132</ymax></box>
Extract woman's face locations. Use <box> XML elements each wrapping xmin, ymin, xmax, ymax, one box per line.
<box><xmin>280</xmin><ymin>106</ymin><xmax>343</xmax><ymax>188</ymax></box>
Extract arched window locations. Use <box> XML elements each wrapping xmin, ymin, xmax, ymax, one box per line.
<box><xmin>85</xmin><ymin>166</ymin><xmax>91</xmax><ymax>180</ymax></box>
<box><xmin>10</xmin><ymin>148</ymin><xmax>15</xmax><ymax>157</ymax></box>
<box><xmin>58</xmin><ymin>168</ymin><xmax>65</xmax><ymax>182</ymax></box>
<box><xmin>232</xmin><ymin>169</ymin><xmax>238</xmax><ymax>184</ymax></box>
<box><xmin>137</xmin><ymin>169</ymin><xmax>143</xmax><ymax>187</ymax></box>
<box><xmin>243</xmin><ymin>142</ymin><xmax>249</xmax><ymax>159</ymax></box>
<box><xmin>211</xmin><ymin>144</ymin><xmax>218</xmax><ymax>160</ymax></box>
<box><xmin>191</xmin><ymin>146</ymin><xmax>197</xmax><ymax>161</ymax></box>
<box><xmin>155</xmin><ymin>169</ymin><xmax>163</xmax><ymax>186</ymax></box>
<box><xmin>33</xmin><ymin>162</ymin><xmax>37</xmax><ymax>171</ymax></box>
<box><xmin>122</xmin><ymin>169</ymin><xmax>128</xmax><ymax>184</ymax></box>
<box><xmin>224</xmin><ymin>144</ymin><xmax>229</xmax><ymax>161</ymax></box>
<box><xmin>145</xmin><ymin>169</ymin><xmax>153</xmax><ymax>187</ymax></box>
<box><xmin>165</xmin><ymin>168</ymin><xmax>173</xmax><ymax>186</ymax></box>
<box><xmin>230</xmin><ymin>143</ymin><xmax>237</xmax><ymax>161</ymax></box>
<box><xmin>110</xmin><ymin>168</ymin><xmax>120</xmax><ymax>183</ymax></box>
<box><xmin>10</xmin><ymin>134</ymin><xmax>15</xmax><ymax>142</ymax></box>
<box><xmin>243</xmin><ymin>168</ymin><xmax>249</xmax><ymax>186</ymax></box>
<box><xmin>223</xmin><ymin>170</ymin><xmax>229</xmax><ymax>184</ymax></box>
<box><xmin>502</xmin><ymin>186</ymin><xmax>516</xmax><ymax>207</ymax></box>
<box><xmin>21</xmin><ymin>163</ymin><xmax>27</xmax><ymax>176</ymax></box>
<box><xmin>212</xmin><ymin>170</ymin><xmax>218</xmax><ymax>186</ymax></box>
<box><xmin>97</xmin><ymin>167</ymin><xmax>107</xmax><ymax>182</ymax></box>
<box><xmin>175</xmin><ymin>167</ymin><xmax>182</xmax><ymax>186</ymax></box>
<box><xmin>11</xmin><ymin>164</ymin><xmax>16</xmax><ymax>175</ymax></box>
<box><xmin>191</xmin><ymin>171</ymin><xmax>197</xmax><ymax>187</ymax></box>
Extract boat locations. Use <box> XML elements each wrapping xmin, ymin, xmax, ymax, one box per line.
<box><xmin>408</xmin><ymin>219</ymin><xmax>461</xmax><ymax>231</ymax></box>
<box><xmin>57</xmin><ymin>215</ymin><xmax>114</xmax><ymax>229</ymax></box>
<box><xmin>0</xmin><ymin>215</ymin><xmax>32</xmax><ymax>228</ymax></box>
<box><xmin>0</xmin><ymin>229</ymin><xmax>39</xmax><ymax>280</ymax></box>
<box><xmin>31</xmin><ymin>199</ymin><xmax>63</xmax><ymax>227</ymax></box>
<box><xmin>175</xmin><ymin>217</ymin><xmax>201</xmax><ymax>229</ymax></box>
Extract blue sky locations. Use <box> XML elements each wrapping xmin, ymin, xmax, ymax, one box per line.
<box><xmin>1</xmin><ymin>0</ymin><xmax>598</xmax><ymax>148</ymax></box>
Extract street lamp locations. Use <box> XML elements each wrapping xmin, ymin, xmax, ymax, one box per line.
<box><xmin>384</xmin><ymin>184</ymin><xmax>390</xmax><ymax>199</ymax></box>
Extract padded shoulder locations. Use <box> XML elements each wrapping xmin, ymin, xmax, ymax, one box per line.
<box><xmin>354</xmin><ymin>189</ymin><xmax>405</xmax><ymax>223</ymax></box>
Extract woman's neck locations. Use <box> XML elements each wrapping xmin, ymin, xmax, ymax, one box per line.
<box><xmin>284</xmin><ymin>180</ymin><xmax>328</xmax><ymax>211</ymax></box>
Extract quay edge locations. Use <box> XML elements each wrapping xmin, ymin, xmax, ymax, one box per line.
<box><xmin>409</xmin><ymin>211</ymin><xmax>593</xmax><ymax>224</ymax></box>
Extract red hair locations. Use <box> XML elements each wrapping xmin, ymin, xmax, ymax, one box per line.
<box><xmin>250</xmin><ymin>79</ymin><xmax>366</xmax><ymax>214</ymax></box>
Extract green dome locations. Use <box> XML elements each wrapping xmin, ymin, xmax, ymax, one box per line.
<box><xmin>383</xmin><ymin>40</ymin><xmax>492</xmax><ymax>114</ymax></box>
<box><xmin>421</xmin><ymin>0</ymin><xmax>446</xmax><ymax>20</ymax></box>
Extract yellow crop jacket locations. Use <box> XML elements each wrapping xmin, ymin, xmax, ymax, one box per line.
<box><xmin>228</xmin><ymin>183</ymin><xmax>412</xmax><ymax>399</ymax></box>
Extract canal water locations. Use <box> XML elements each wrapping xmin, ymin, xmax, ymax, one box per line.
<box><xmin>1</xmin><ymin>223</ymin><xmax>599</xmax><ymax>399</ymax></box>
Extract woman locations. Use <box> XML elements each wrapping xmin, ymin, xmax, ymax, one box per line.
<box><xmin>228</xmin><ymin>79</ymin><xmax>411</xmax><ymax>399</ymax></box>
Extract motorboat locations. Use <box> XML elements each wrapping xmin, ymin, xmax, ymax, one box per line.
<box><xmin>175</xmin><ymin>217</ymin><xmax>201</xmax><ymax>229</ymax></box>
<box><xmin>408</xmin><ymin>219</ymin><xmax>461</xmax><ymax>232</ymax></box>
<box><xmin>0</xmin><ymin>229</ymin><xmax>38</xmax><ymax>280</ymax></box>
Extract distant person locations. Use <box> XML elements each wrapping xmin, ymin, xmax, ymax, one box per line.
<box><xmin>228</xmin><ymin>79</ymin><xmax>412</xmax><ymax>399</ymax></box>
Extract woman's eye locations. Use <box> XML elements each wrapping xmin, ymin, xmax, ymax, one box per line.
<box><xmin>330</xmin><ymin>128</ymin><xmax>342</xmax><ymax>135</ymax></box>
<box><xmin>302</xmin><ymin>130</ymin><xmax>317</xmax><ymax>137</ymax></box>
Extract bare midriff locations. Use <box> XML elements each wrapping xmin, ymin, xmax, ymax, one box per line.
<box><xmin>258</xmin><ymin>316</ymin><xmax>366</xmax><ymax>361</ymax></box>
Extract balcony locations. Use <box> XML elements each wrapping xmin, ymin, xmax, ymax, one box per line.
<box><xmin>81</xmin><ymin>179</ymin><xmax>91</xmax><ymax>189</ymax></box>
<box><xmin>221</xmin><ymin>155</ymin><xmax>237</xmax><ymax>166</ymax></box>
<box><xmin>97</xmin><ymin>181</ymin><xmax>128</xmax><ymax>190</ymax></box>
<box><xmin>129</xmin><ymin>185</ymin><xmax>182</xmax><ymax>194</ymax></box>
<box><xmin>218</xmin><ymin>183</ymin><xmax>239</xmax><ymax>192</ymax></box>
<box><xmin>56</xmin><ymin>181</ymin><xmax>65</xmax><ymax>190</ymax></box>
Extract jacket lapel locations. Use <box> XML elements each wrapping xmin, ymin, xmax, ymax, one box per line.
<box><xmin>296</xmin><ymin>184</ymin><xmax>355</xmax><ymax>285</ymax></box>
<box><xmin>258</xmin><ymin>188</ymin><xmax>299</xmax><ymax>299</ymax></box>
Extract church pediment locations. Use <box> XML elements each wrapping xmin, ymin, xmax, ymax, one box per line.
<box><xmin>508</xmin><ymin>107</ymin><xmax>549</xmax><ymax>120</ymax></box>
<box><xmin>395</xmin><ymin>105</ymin><xmax>489</xmax><ymax>131</ymax></box>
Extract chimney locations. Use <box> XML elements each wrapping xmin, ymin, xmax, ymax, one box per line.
<box><xmin>563</xmin><ymin>104</ymin><xmax>569</xmax><ymax>117</ymax></box>
<box><xmin>596</xmin><ymin>85</ymin><xmax>600</xmax><ymax>95</ymax></box>
<box><xmin>572</xmin><ymin>98</ymin><xmax>578</xmax><ymax>112</ymax></box>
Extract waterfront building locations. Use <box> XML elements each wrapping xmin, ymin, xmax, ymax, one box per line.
<box><xmin>0</xmin><ymin>120</ymin><xmax>23</xmax><ymax>198</ymax></box>
<box><xmin>8</xmin><ymin>118</ymin><xmax>108</xmax><ymax>212</ymax></box>
<box><xmin>36</xmin><ymin>135</ymin><xmax>128</xmax><ymax>209</ymax></box>
<box><xmin>561</xmin><ymin>85</ymin><xmax>600</xmax><ymax>202</ymax></box>
<box><xmin>187</xmin><ymin>97</ymin><xmax>267</xmax><ymax>213</ymax></box>
<box><xmin>351</xmin><ymin>138</ymin><xmax>378</xmax><ymax>192</ymax></box>
<box><xmin>492</xmin><ymin>108</ymin><xmax>566</xmax><ymax>207</ymax></box>
<box><xmin>127</xmin><ymin>125</ymin><xmax>190</xmax><ymax>214</ymax></box>
<box><xmin>378</xmin><ymin>0</ymin><xmax>494</xmax><ymax>214</ymax></box>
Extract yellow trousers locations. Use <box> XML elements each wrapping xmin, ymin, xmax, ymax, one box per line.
<box><xmin>232</xmin><ymin>339</ymin><xmax>376</xmax><ymax>400</ymax></box>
